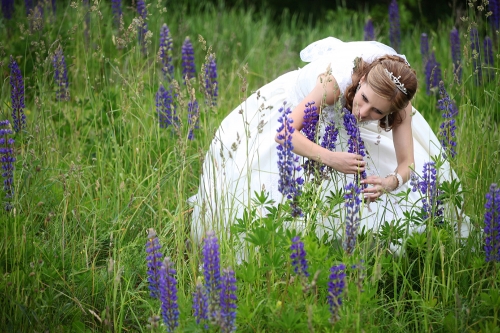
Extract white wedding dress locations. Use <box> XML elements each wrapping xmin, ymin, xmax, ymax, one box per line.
<box><xmin>190</xmin><ymin>37</ymin><xmax>468</xmax><ymax>244</ymax></box>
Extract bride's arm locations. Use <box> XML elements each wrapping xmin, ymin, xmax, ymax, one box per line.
<box><xmin>275</xmin><ymin>73</ymin><xmax>367</xmax><ymax>175</ymax></box>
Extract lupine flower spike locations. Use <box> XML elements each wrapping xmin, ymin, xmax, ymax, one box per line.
<box><xmin>413</xmin><ymin>162</ymin><xmax>443</xmax><ymax>224</ymax></box>
<box><xmin>450</xmin><ymin>28</ymin><xmax>462</xmax><ymax>82</ymax></box>
<box><xmin>136</xmin><ymin>0</ymin><xmax>148</xmax><ymax>54</ymax></box>
<box><xmin>158</xmin><ymin>24</ymin><xmax>174</xmax><ymax>81</ymax></box>
<box><xmin>203</xmin><ymin>231</ymin><xmax>221</xmax><ymax>321</ymax></box>
<box><xmin>290</xmin><ymin>236</ymin><xmax>310</xmax><ymax>288</ymax></box>
<box><xmin>470</xmin><ymin>27</ymin><xmax>482</xmax><ymax>86</ymax></box>
<box><xmin>483</xmin><ymin>36</ymin><xmax>495</xmax><ymax>83</ymax></box>
<box><xmin>9</xmin><ymin>56</ymin><xmax>26</xmax><ymax>133</ymax></box>
<box><xmin>219</xmin><ymin>268</ymin><xmax>237</xmax><ymax>333</ymax></box>
<box><xmin>437</xmin><ymin>81</ymin><xmax>458</xmax><ymax>159</ymax></box>
<box><xmin>182</xmin><ymin>37</ymin><xmax>196</xmax><ymax>84</ymax></box>
<box><xmin>488</xmin><ymin>0</ymin><xmax>500</xmax><ymax>32</ymax></box>
<box><xmin>146</xmin><ymin>228</ymin><xmax>163</xmax><ymax>298</ymax></box>
<box><xmin>424</xmin><ymin>51</ymin><xmax>441</xmax><ymax>95</ymax></box>
<box><xmin>111</xmin><ymin>0</ymin><xmax>122</xmax><ymax>28</ymax></box>
<box><xmin>204</xmin><ymin>55</ymin><xmax>218</xmax><ymax>106</ymax></box>
<box><xmin>156</xmin><ymin>84</ymin><xmax>176</xmax><ymax>129</ymax></box>
<box><xmin>0</xmin><ymin>120</ymin><xmax>15</xmax><ymax>211</ymax></box>
<box><xmin>1</xmin><ymin>0</ymin><xmax>14</xmax><ymax>20</ymax></box>
<box><xmin>192</xmin><ymin>277</ymin><xmax>209</xmax><ymax>327</ymax></box>
<box><xmin>53</xmin><ymin>46</ymin><xmax>70</xmax><ymax>101</ymax></box>
<box><xmin>343</xmin><ymin>182</ymin><xmax>362</xmax><ymax>255</ymax></box>
<box><xmin>187</xmin><ymin>93</ymin><xmax>199</xmax><ymax>140</ymax></box>
<box><xmin>25</xmin><ymin>0</ymin><xmax>33</xmax><ymax>16</ymax></box>
<box><xmin>276</xmin><ymin>102</ymin><xmax>304</xmax><ymax>217</ymax></box>
<box><xmin>159</xmin><ymin>257</ymin><xmax>179</xmax><ymax>332</ymax></box>
<box><xmin>364</xmin><ymin>19</ymin><xmax>375</xmax><ymax>41</ymax></box>
<box><xmin>301</xmin><ymin>101</ymin><xmax>319</xmax><ymax>142</ymax></box>
<box><xmin>388</xmin><ymin>0</ymin><xmax>401</xmax><ymax>52</ymax></box>
<box><xmin>327</xmin><ymin>264</ymin><xmax>346</xmax><ymax>325</ymax></box>
<box><xmin>343</xmin><ymin>108</ymin><xmax>367</xmax><ymax>186</ymax></box>
<box><xmin>484</xmin><ymin>183</ymin><xmax>500</xmax><ymax>262</ymax></box>
<box><xmin>420</xmin><ymin>33</ymin><xmax>429</xmax><ymax>69</ymax></box>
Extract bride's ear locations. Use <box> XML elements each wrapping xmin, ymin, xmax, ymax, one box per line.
<box><xmin>359</xmin><ymin>75</ymin><xmax>366</xmax><ymax>83</ymax></box>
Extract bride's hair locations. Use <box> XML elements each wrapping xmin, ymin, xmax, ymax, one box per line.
<box><xmin>344</xmin><ymin>55</ymin><xmax>417</xmax><ymax>131</ymax></box>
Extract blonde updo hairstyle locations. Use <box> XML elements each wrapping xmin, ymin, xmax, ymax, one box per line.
<box><xmin>344</xmin><ymin>55</ymin><xmax>417</xmax><ymax>131</ymax></box>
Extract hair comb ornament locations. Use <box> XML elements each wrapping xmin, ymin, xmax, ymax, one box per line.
<box><xmin>384</xmin><ymin>68</ymin><xmax>407</xmax><ymax>95</ymax></box>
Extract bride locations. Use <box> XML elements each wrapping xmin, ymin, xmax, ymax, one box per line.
<box><xmin>190</xmin><ymin>37</ymin><xmax>467</xmax><ymax>244</ymax></box>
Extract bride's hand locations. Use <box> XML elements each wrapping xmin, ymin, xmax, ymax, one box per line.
<box><xmin>328</xmin><ymin>152</ymin><xmax>366</xmax><ymax>174</ymax></box>
<box><xmin>360</xmin><ymin>175</ymin><xmax>394</xmax><ymax>202</ymax></box>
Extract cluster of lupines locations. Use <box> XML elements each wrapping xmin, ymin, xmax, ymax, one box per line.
<box><xmin>388</xmin><ymin>0</ymin><xmax>401</xmax><ymax>52</ymax></box>
<box><xmin>204</xmin><ymin>55</ymin><xmax>218</xmax><ymax>106</ymax></box>
<box><xmin>276</xmin><ymin>103</ymin><xmax>304</xmax><ymax>217</ymax></box>
<box><xmin>156</xmin><ymin>84</ymin><xmax>177</xmax><ymax>129</ymax></box>
<box><xmin>9</xmin><ymin>56</ymin><xmax>26</xmax><ymax>133</ymax></box>
<box><xmin>159</xmin><ymin>24</ymin><xmax>174</xmax><ymax>81</ymax></box>
<box><xmin>52</xmin><ymin>46</ymin><xmax>70</xmax><ymax>101</ymax></box>
<box><xmin>342</xmin><ymin>108</ymin><xmax>367</xmax><ymax>186</ymax></box>
<box><xmin>136</xmin><ymin>0</ymin><xmax>148</xmax><ymax>54</ymax></box>
<box><xmin>437</xmin><ymin>81</ymin><xmax>458</xmax><ymax>159</ymax></box>
<box><xmin>424</xmin><ymin>51</ymin><xmax>441</xmax><ymax>95</ymax></box>
<box><xmin>198</xmin><ymin>231</ymin><xmax>237</xmax><ymax>332</ymax></box>
<box><xmin>411</xmin><ymin>162</ymin><xmax>443</xmax><ymax>223</ymax></box>
<box><xmin>364</xmin><ymin>18</ymin><xmax>375</xmax><ymax>41</ymax></box>
<box><xmin>489</xmin><ymin>0</ymin><xmax>500</xmax><ymax>32</ymax></box>
<box><xmin>484</xmin><ymin>184</ymin><xmax>500</xmax><ymax>262</ymax></box>
<box><xmin>483</xmin><ymin>36</ymin><xmax>495</xmax><ymax>82</ymax></box>
<box><xmin>327</xmin><ymin>264</ymin><xmax>346</xmax><ymax>325</ymax></box>
<box><xmin>470</xmin><ymin>27</ymin><xmax>482</xmax><ymax>86</ymax></box>
<box><xmin>343</xmin><ymin>182</ymin><xmax>362</xmax><ymax>255</ymax></box>
<box><xmin>111</xmin><ymin>0</ymin><xmax>122</xmax><ymax>27</ymax></box>
<box><xmin>181</xmin><ymin>37</ymin><xmax>196</xmax><ymax>84</ymax></box>
<box><xmin>450</xmin><ymin>27</ymin><xmax>462</xmax><ymax>82</ymax></box>
<box><xmin>290</xmin><ymin>236</ymin><xmax>310</xmax><ymax>289</ymax></box>
<box><xmin>146</xmin><ymin>229</ymin><xmax>164</xmax><ymax>298</ymax></box>
<box><xmin>1</xmin><ymin>0</ymin><xmax>14</xmax><ymax>20</ymax></box>
<box><xmin>0</xmin><ymin>120</ymin><xmax>15</xmax><ymax>211</ymax></box>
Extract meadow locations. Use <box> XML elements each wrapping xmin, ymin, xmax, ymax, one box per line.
<box><xmin>1</xmin><ymin>0</ymin><xmax>499</xmax><ymax>332</ymax></box>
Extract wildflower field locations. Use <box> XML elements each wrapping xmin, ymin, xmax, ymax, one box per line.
<box><xmin>1</xmin><ymin>0</ymin><xmax>500</xmax><ymax>332</ymax></box>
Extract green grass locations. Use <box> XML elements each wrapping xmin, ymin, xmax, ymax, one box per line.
<box><xmin>0</xmin><ymin>0</ymin><xmax>499</xmax><ymax>332</ymax></box>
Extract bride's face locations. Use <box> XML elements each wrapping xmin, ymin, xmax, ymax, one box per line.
<box><xmin>353</xmin><ymin>81</ymin><xmax>392</xmax><ymax>122</ymax></box>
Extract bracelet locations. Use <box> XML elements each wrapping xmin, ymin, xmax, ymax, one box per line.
<box><xmin>386</xmin><ymin>172</ymin><xmax>403</xmax><ymax>190</ymax></box>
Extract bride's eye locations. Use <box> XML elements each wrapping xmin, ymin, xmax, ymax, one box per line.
<box><xmin>362</xmin><ymin>94</ymin><xmax>368</xmax><ymax>102</ymax></box>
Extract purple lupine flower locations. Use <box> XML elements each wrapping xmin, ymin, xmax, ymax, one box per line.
<box><xmin>204</xmin><ymin>55</ymin><xmax>218</xmax><ymax>106</ymax></box>
<box><xmin>470</xmin><ymin>27</ymin><xmax>482</xmax><ymax>86</ymax></box>
<box><xmin>415</xmin><ymin>162</ymin><xmax>443</xmax><ymax>223</ymax></box>
<box><xmin>159</xmin><ymin>24</ymin><xmax>174</xmax><ymax>81</ymax></box>
<box><xmin>437</xmin><ymin>81</ymin><xmax>458</xmax><ymax>159</ymax></box>
<box><xmin>203</xmin><ymin>231</ymin><xmax>221</xmax><ymax>321</ymax></box>
<box><xmin>364</xmin><ymin>19</ymin><xmax>375</xmax><ymax>41</ymax></box>
<box><xmin>301</xmin><ymin>101</ymin><xmax>319</xmax><ymax>142</ymax></box>
<box><xmin>181</xmin><ymin>37</ymin><xmax>196</xmax><ymax>84</ymax></box>
<box><xmin>159</xmin><ymin>257</ymin><xmax>179</xmax><ymax>332</ymax></box>
<box><xmin>450</xmin><ymin>27</ymin><xmax>462</xmax><ymax>82</ymax></box>
<box><xmin>0</xmin><ymin>120</ymin><xmax>15</xmax><ymax>211</ymax></box>
<box><xmin>483</xmin><ymin>36</ymin><xmax>495</xmax><ymax>82</ymax></box>
<box><xmin>51</xmin><ymin>0</ymin><xmax>56</xmax><ymax>15</ymax></box>
<box><xmin>484</xmin><ymin>183</ymin><xmax>500</xmax><ymax>262</ymax></box>
<box><xmin>146</xmin><ymin>228</ymin><xmax>163</xmax><ymax>299</ymax></box>
<box><xmin>342</xmin><ymin>108</ymin><xmax>367</xmax><ymax>186</ymax></box>
<box><xmin>53</xmin><ymin>46</ymin><xmax>70</xmax><ymax>101</ymax></box>
<box><xmin>290</xmin><ymin>236</ymin><xmax>310</xmax><ymax>280</ymax></box>
<box><xmin>488</xmin><ymin>0</ymin><xmax>500</xmax><ymax>32</ymax></box>
<box><xmin>420</xmin><ymin>33</ymin><xmax>429</xmax><ymax>64</ymax></box>
<box><xmin>388</xmin><ymin>0</ymin><xmax>401</xmax><ymax>52</ymax></box>
<box><xmin>9</xmin><ymin>57</ymin><xmax>26</xmax><ymax>133</ymax></box>
<box><xmin>1</xmin><ymin>0</ymin><xmax>14</xmax><ymax>20</ymax></box>
<box><xmin>192</xmin><ymin>278</ymin><xmax>209</xmax><ymax>326</ymax></box>
<box><xmin>136</xmin><ymin>0</ymin><xmax>148</xmax><ymax>54</ymax></box>
<box><xmin>187</xmin><ymin>98</ymin><xmax>199</xmax><ymax>140</ymax></box>
<box><xmin>321</xmin><ymin>121</ymin><xmax>339</xmax><ymax>152</ymax></box>
<box><xmin>424</xmin><ymin>51</ymin><xmax>441</xmax><ymax>95</ymax></box>
<box><xmin>156</xmin><ymin>84</ymin><xmax>176</xmax><ymax>129</ymax></box>
<box><xmin>327</xmin><ymin>263</ymin><xmax>346</xmax><ymax>324</ymax></box>
<box><xmin>25</xmin><ymin>0</ymin><xmax>33</xmax><ymax>16</ymax></box>
<box><xmin>111</xmin><ymin>0</ymin><xmax>122</xmax><ymax>27</ymax></box>
<box><xmin>219</xmin><ymin>268</ymin><xmax>237</xmax><ymax>333</ymax></box>
<box><xmin>276</xmin><ymin>102</ymin><xmax>304</xmax><ymax>217</ymax></box>
<box><xmin>343</xmin><ymin>182</ymin><xmax>362</xmax><ymax>255</ymax></box>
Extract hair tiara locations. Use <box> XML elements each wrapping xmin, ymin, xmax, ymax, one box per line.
<box><xmin>384</xmin><ymin>69</ymin><xmax>407</xmax><ymax>95</ymax></box>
